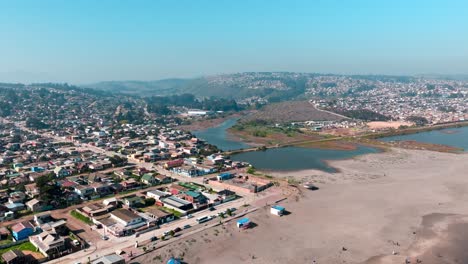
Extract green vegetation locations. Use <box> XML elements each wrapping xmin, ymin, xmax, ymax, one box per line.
<box><xmin>144</xmin><ymin>198</ymin><xmax>156</xmax><ymax>206</ymax></box>
<box><xmin>328</xmin><ymin>108</ymin><xmax>390</xmax><ymax>121</ymax></box>
<box><xmin>70</xmin><ymin>210</ymin><xmax>93</xmax><ymax>225</ymax></box>
<box><xmin>0</xmin><ymin>242</ymin><xmax>38</xmax><ymax>256</ymax></box>
<box><xmin>246</xmin><ymin>166</ymin><xmax>256</xmax><ymax>174</ymax></box>
<box><xmin>159</xmin><ymin>207</ymin><xmax>183</xmax><ymax>218</ymax></box>
<box><xmin>406</xmin><ymin>115</ymin><xmax>429</xmax><ymax>126</ymax></box>
<box><xmin>146</xmin><ymin>93</ymin><xmax>242</xmax><ymax>115</ymax></box>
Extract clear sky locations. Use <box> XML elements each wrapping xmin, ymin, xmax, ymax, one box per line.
<box><xmin>1</xmin><ymin>0</ymin><xmax>467</xmax><ymax>83</ymax></box>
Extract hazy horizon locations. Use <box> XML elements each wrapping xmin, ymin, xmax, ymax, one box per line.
<box><xmin>1</xmin><ymin>0</ymin><xmax>467</xmax><ymax>84</ymax></box>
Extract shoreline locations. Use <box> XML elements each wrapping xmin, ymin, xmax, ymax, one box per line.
<box><xmin>135</xmin><ymin>148</ymin><xmax>468</xmax><ymax>264</ymax></box>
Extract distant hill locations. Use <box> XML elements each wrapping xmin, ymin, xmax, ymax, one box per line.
<box><xmin>84</xmin><ymin>78</ymin><xmax>192</xmax><ymax>96</ymax></box>
<box><xmin>84</xmin><ymin>72</ymin><xmax>431</xmax><ymax>101</ymax></box>
<box><xmin>242</xmin><ymin>101</ymin><xmax>346</xmax><ymax>123</ymax></box>
<box><xmin>84</xmin><ymin>72</ymin><xmax>312</xmax><ymax>100</ymax></box>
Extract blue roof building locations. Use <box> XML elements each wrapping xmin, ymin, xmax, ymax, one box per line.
<box><xmin>236</xmin><ymin>217</ymin><xmax>251</xmax><ymax>228</ymax></box>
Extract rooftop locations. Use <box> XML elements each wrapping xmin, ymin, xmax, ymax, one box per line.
<box><xmin>111</xmin><ymin>208</ymin><xmax>141</xmax><ymax>223</ymax></box>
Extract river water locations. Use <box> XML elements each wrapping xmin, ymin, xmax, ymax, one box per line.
<box><xmin>380</xmin><ymin>126</ymin><xmax>468</xmax><ymax>151</ymax></box>
<box><xmin>193</xmin><ymin>118</ymin><xmax>379</xmax><ymax>172</ymax></box>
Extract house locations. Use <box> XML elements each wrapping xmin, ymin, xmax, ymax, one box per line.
<box><xmin>163</xmin><ymin>159</ymin><xmax>184</xmax><ymax>169</ymax></box>
<box><xmin>144</xmin><ymin>207</ymin><xmax>175</xmax><ymax>224</ymax></box>
<box><xmin>24</xmin><ymin>183</ymin><xmax>39</xmax><ymax>198</ymax></box>
<box><xmin>121</xmin><ymin>179</ymin><xmax>139</xmax><ymax>190</ymax></box>
<box><xmin>110</xmin><ymin>208</ymin><xmax>145</xmax><ymax>227</ymax></box>
<box><xmin>5</xmin><ymin>203</ymin><xmax>25</xmax><ymax>212</ymax></box>
<box><xmin>169</xmin><ymin>184</ymin><xmax>188</xmax><ymax>196</ymax></box>
<box><xmin>81</xmin><ymin>202</ymin><xmax>114</xmax><ymax>217</ymax></box>
<box><xmin>2</xmin><ymin>249</ymin><xmax>27</xmax><ymax>264</ymax></box>
<box><xmin>54</xmin><ymin>166</ymin><xmax>72</xmax><ymax>178</ymax></box>
<box><xmin>11</xmin><ymin>221</ymin><xmax>35</xmax><ymax>241</ymax></box>
<box><xmin>91</xmin><ymin>254</ymin><xmax>125</xmax><ymax>264</ymax></box>
<box><xmin>26</xmin><ymin>198</ymin><xmax>44</xmax><ymax>212</ymax></box>
<box><xmin>98</xmin><ymin>208</ymin><xmax>147</xmax><ymax>237</ymax></box>
<box><xmin>217</xmin><ymin>189</ymin><xmax>237</xmax><ymax>203</ymax></box>
<box><xmin>155</xmin><ymin>174</ymin><xmax>172</xmax><ymax>184</ymax></box>
<box><xmin>270</xmin><ymin>205</ymin><xmax>285</xmax><ymax>216</ymax></box>
<box><xmin>146</xmin><ymin>189</ymin><xmax>171</xmax><ymax>201</ymax></box>
<box><xmin>0</xmin><ymin>205</ymin><xmax>14</xmax><ymax>222</ymax></box>
<box><xmin>123</xmin><ymin>196</ymin><xmax>144</xmax><ymax>208</ymax></box>
<box><xmin>29</xmin><ymin>230</ymin><xmax>66</xmax><ymax>258</ymax></box>
<box><xmin>172</xmin><ymin>165</ymin><xmax>198</xmax><ymax>177</ymax></box>
<box><xmin>184</xmin><ymin>191</ymin><xmax>207</xmax><ymax>204</ymax></box>
<box><xmin>161</xmin><ymin>196</ymin><xmax>193</xmax><ymax>213</ymax></box>
<box><xmin>141</xmin><ymin>173</ymin><xmax>158</xmax><ymax>185</ymax></box>
<box><xmin>9</xmin><ymin>191</ymin><xmax>26</xmax><ymax>203</ymax></box>
<box><xmin>90</xmin><ymin>183</ymin><xmax>110</xmax><ymax>196</ymax></box>
<box><xmin>102</xmin><ymin>197</ymin><xmax>118</xmax><ymax>207</ymax></box>
<box><xmin>217</xmin><ymin>172</ymin><xmax>234</xmax><ymax>181</ymax></box>
<box><xmin>74</xmin><ymin>185</ymin><xmax>95</xmax><ymax>198</ymax></box>
<box><xmin>0</xmin><ymin>227</ymin><xmax>9</xmax><ymax>240</ymax></box>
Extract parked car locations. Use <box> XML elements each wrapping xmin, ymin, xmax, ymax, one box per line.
<box><xmin>173</xmin><ymin>227</ymin><xmax>182</xmax><ymax>233</ymax></box>
<box><xmin>150</xmin><ymin>236</ymin><xmax>157</xmax><ymax>241</ymax></box>
<box><xmin>101</xmin><ymin>235</ymin><xmax>109</xmax><ymax>240</ymax></box>
<box><xmin>183</xmin><ymin>224</ymin><xmax>191</xmax><ymax>229</ymax></box>
<box><xmin>209</xmin><ymin>207</ymin><xmax>216</xmax><ymax>211</ymax></box>
<box><xmin>185</xmin><ymin>214</ymin><xmax>193</xmax><ymax>219</ymax></box>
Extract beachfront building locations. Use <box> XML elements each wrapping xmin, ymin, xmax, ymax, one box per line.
<box><xmin>98</xmin><ymin>208</ymin><xmax>147</xmax><ymax>237</ymax></box>
<box><xmin>270</xmin><ymin>205</ymin><xmax>285</xmax><ymax>216</ymax></box>
<box><xmin>236</xmin><ymin>218</ymin><xmax>251</xmax><ymax>229</ymax></box>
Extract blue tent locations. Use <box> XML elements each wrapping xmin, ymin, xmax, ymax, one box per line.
<box><xmin>167</xmin><ymin>258</ymin><xmax>181</xmax><ymax>264</ymax></box>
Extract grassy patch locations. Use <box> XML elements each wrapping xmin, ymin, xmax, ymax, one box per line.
<box><xmin>0</xmin><ymin>242</ymin><xmax>39</xmax><ymax>256</ymax></box>
<box><xmin>70</xmin><ymin>210</ymin><xmax>93</xmax><ymax>225</ymax></box>
<box><xmin>158</xmin><ymin>207</ymin><xmax>183</xmax><ymax>218</ymax></box>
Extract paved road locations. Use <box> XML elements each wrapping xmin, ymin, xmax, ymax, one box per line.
<box><xmin>2</xmin><ymin>117</ymin><xmax>279</xmax><ymax>264</ymax></box>
<box><xmin>48</xmin><ymin>194</ymin><xmax>256</xmax><ymax>264</ymax></box>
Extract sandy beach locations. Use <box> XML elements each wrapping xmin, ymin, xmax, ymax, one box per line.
<box><xmin>134</xmin><ymin>148</ymin><xmax>468</xmax><ymax>264</ymax></box>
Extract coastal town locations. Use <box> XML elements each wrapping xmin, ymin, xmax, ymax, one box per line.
<box><xmin>0</xmin><ymin>76</ymin><xmax>466</xmax><ymax>264</ymax></box>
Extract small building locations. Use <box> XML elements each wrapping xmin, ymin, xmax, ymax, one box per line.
<box><xmin>141</xmin><ymin>173</ymin><xmax>158</xmax><ymax>185</ymax></box>
<box><xmin>5</xmin><ymin>203</ymin><xmax>25</xmax><ymax>212</ymax></box>
<box><xmin>236</xmin><ymin>218</ymin><xmax>251</xmax><ymax>229</ymax></box>
<box><xmin>110</xmin><ymin>209</ymin><xmax>145</xmax><ymax>227</ymax></box>
<box><xmin>2</xmin><ymin>249</ymin><xmax>26</xmax><ymax>264</ymax></box>
<box><xmin>155</xmin><ymin>175</ymin><xmax>173</xmax><ymax>184</ymax></box>
<box><xmin>0</xmin><ymin>227</ymin><xmax>9</xmax><ymax>240</ymax></box>
<box><xmin>144</xmin><ymin>207</ymin><xmax>175</xmax><ymax>224</ymax></box>
<box><xmin>270</xmin><ymin>205</ymin><xmax>285</xmax><ymax>216</ymax></box>
<box><xmin>164</xmin><ymin>159</ymin><xmax>184</xmax><ymax>169</ymax></box>
<box><xmin>217</xmin><ymin>172</ymin><xmax>233</xmax><ymax>181</ymax></box>
<box><xmin>29</xmin><ymin>230</ymin><xmax>66</xmax><ymax>258</ymax></box>
<box><xmin>11</xmin><ymin>221</ymin><xmax>35</xmax><ymax>241</ymax></box>
<box><xmin>123</xmin><ymin>196</ymin><xmax>144</xmax><ymax>208</ymax></box>
<box><xmin>161</xmin><ymin>196</ymin><xmax>193</xmax><ymax>212</ymax></box>
<box><xmin>184</xmin><ymin>191</ymin><xmax>207</xmax><ymax>204</ymax></box>
<box><xmin>26</xmin><ymin>198</ymin><xmax>44</xmax><ymax>212</ymax></box>
<box><xmin>91</xmin><ymin>254</ymin><xmax>125</xmax><ymax>264</ymax></box>
<box><xmin>146</xmin><ymin>190</ymin><xmax>171</xmax><ymax>201</ymax></box>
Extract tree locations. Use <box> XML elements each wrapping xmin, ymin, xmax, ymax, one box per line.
<box><xmin>226</xmin><ymin>208</ymin><xmax>232</xmax><ymax>216</ymax></box>
<box><xmin>144</xmin><ymin>198</ymin><xmax>155</xmax><ymax>206</ymax></box>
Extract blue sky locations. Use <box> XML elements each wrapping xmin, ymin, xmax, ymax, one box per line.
<box><xmin>0</xmin><ymin>0</ymin><xmax>467</xmax><ymax>83</ymax></box>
